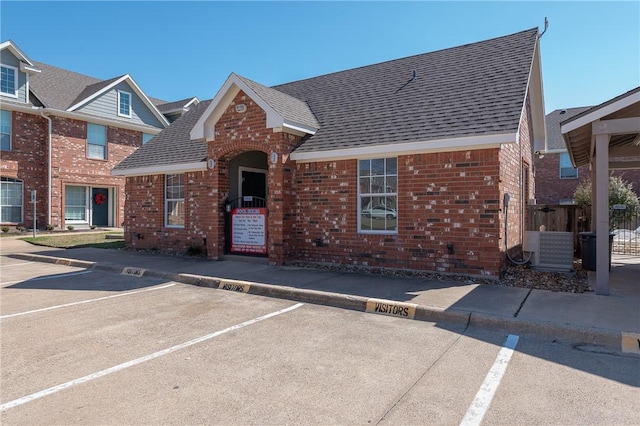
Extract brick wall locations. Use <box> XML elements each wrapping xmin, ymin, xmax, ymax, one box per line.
<box><xmin>0</xmin><ymin>111</ymin><xmax>48</xmax><ymax>228</ymax></box>
<box><xmin>535</xmin><ymin>153</ymin><xmax>640</xmax><ymax>205</ymax></box>
<box><xmin>0</xmin><ymin>110</ymin><xmax>146</xmax><ymax>229</ymax></box>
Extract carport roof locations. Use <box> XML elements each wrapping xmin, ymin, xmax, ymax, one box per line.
<box><xmin>561</xmin><ymin>87</ymin><xmax>640</xmax><ymax>168</ymax></box>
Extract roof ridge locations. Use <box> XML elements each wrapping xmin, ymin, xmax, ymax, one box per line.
<box><xmin>273</xmin><ymin>27</ymin><xmax>538</xmax><ymax>89</ymax></box>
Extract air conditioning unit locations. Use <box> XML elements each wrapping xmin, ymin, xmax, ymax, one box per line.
<box><xmin>523</xmin><ymin>231</ymin><xmax>574</xmax><ymax>271</ymax></box>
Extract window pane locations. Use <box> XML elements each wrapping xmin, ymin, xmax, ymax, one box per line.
<box><xmin>371</xmin><ymin>158</ymin><xmax>384</xmax><ymax>176</ymax></box>
<box><xmin>0</xmin><ymin>179</ymin><xmax>22</xmax><ymax>222</ymax></box>
<box><xmin>119</xmin><ymin>92</ymin><xmax>131</xmax><ymax>116</ymax></box>
<box><xmin>0</xmin><ymin>110</ymin><xmax>11</xmax><ymax>151</ymax></box>
<box><xmin>167</xmin><ymin>200</ymin><xmax>185</xmax><ymax>226</ymax></box>
<box><xmin>359</xmin><ymin>159</ymin><xmax>371</xmax><ymax>177</ymax></box>
<box><xmin>1</xmin><ymin>67</ymin><xmax>16</xmax><ymax>95</ymax></box>
<box><xmin>359</xmin><ymin>177</ymin><xmax>370</xmax><ymax>194</ymax></box>
<box><xmin>360</xmin><ymin>196</ymin><xmax>372</xmax><ymax>231</ymax></box>
<box><xmin>87</xmin><ymin>143</ymin><xmax>106</xmax><ymax>159</ymax></box>
<box><xmin>87</xmin><ymin>123</ymin><xmax>106</xmax><ymax>145</ymax></box>
<box><xmin>385</xmin><ymin>176</ymin><xmax>397</xmax><ymax>193</ymax></box>
<box><xmin>65</xmin><ymin>186</ymin><xmax>86</xmax><ymax>221</ymax></box>
<box><xmin>385</xmin><ymin>158</ymin><xmax>397</xmax><ymax>174</ymax></box>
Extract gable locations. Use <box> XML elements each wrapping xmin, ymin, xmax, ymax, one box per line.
<box><xmin>75</xmin><ymin>80</ymin><xmax>165</xmax><ymax>128</ymax></box>
<box><xmin>0</xmin><ymin>48</ymin><xmax>28</xmax><ymax>103</ymax></box>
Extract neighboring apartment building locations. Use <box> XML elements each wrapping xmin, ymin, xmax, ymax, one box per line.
<box><xmin>536</xmin><ymin>107</ymin><xmax>640</xmax><ymax>204</ymax></box>
<box><xmin>0</xmin><ymin>40</ymin><xmax>198</xmax><ymax>230</ymax></box>
<box><xmin>113</xmin><ymin>28</ymin><xmax>546</xmax><ymax>278</ymax></box>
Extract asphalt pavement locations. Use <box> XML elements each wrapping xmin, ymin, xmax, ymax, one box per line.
<box><xmin>2</xmin><ymin>234</ymin><xmax>638</xmax><ymax>354</ymax></box>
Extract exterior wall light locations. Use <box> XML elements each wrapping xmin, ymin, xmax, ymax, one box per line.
<box><xmin>270</xmin><ymin>152</ymin><xmax>278</xmax><ymax>164</ymax></box>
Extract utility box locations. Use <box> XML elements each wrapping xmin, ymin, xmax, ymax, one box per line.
<box><xmin>579</xmin><ymin>232</ymin><xmax>614</xmax><ymax>271</ymax></box>
<box><xmin>523</xmin><ymin>231</ymin><xmax>574</xmax><ymax>271</ymax></box>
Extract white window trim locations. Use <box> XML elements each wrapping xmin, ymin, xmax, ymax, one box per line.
<box><xmin>1</xmin><ymin>109</ymin><xmax>11</xmax><ymax>151</ymax></box>
<box><xmin>0</xmin><ymin>178</ymin><xmax>23</xmax><ymax>224</ymax></box>
<box><xmin>357</xmin><ymin>157</ymin><xmax>398</xmax><ymax>235</ymax></box>
<box><xmin>117</xmin><ymin>90</ymin><xmax>132</xmax><ymax>118</ymax></box>
<box><xmin>1</xmin><ymin>65</ymin><xmax>18</xmax><ymax>98</ymax></box>
<box><xmin>165</xmin><ymin>174</ymin><xmax>185</xmax><ymax>228</ymax></box>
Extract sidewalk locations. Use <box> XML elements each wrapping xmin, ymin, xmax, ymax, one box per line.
<box><xmin>2</xmin><ymin>237</ymin><xmax>639</xmax><ymax>353</ymax></box>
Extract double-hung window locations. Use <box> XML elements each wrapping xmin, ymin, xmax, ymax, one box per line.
<box><xmin>559</xmin><ymin>152</ymin><xmax>577</xmax><ymax>179</ymax></box>
<box><xmin>1</xmin><ymin>110</ymin><xmax>11</xmax><ymax>151</ymax></box>
<box><xmin>118</xmin><ymin>90</ymin><xmax>131</xmax><ymax>118</ymax></box>
<box><xmin>359</xmin><ymin>157</ymin><xmax>398</xmax><ymax>233</ymax></box>
<box><xmin>87</xmin><ymin>123</ymin><xmax>107</xmax><ymax>159</ymax></box>
<box><xmin>165</xmin><ymin>174</ymin><xmax>185</xmax><ymax>227</ymax></box>
<box><xmin>0</xmin><ymin>177</ymin><xmax>23</xmax><ymax>223</ymax></box>
<box><xmin>1</xmin><ymin>65</ymin><xmax>17</xmax><ymax>97</ymax></box>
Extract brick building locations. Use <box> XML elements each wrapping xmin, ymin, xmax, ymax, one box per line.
<box><xmin>114</xmin><ymin>28</ymin><xmax>546</xmax><ymax>278</ymax></box>
<box><xmin>535</xmin><ymin>107</ymin><xmax>640</xmax><ymax>205</ymax></box>
<box><xmin>0</xmin><ymin>40</ymin><xmax>198</xmax><ymax>230</ymax></box>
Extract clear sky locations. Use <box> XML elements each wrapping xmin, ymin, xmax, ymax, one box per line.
<box><xmin>1</xmin><ymin>1</ymin><xmax>638</xmax><ymax>113</ymax></box>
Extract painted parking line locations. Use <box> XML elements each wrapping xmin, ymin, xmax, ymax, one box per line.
<box><xmin>0</xmin><ymin>302</ymin><xmax>304</xmax><ymax>411</ymax></box>
<box><xmin>460</xmin><ymin>334</ymin><xmax>519</xmax><ymax>426</ymax></box>
<box><xmin>1</xmin><ymin>283</ymin><xmax>176</xmax><ymax>319</ymax></box>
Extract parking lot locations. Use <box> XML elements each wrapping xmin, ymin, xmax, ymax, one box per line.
<box><xmin>1</xmin><ymin>255</ymin><xmax>638</xmax><ymax>425</ymax></box>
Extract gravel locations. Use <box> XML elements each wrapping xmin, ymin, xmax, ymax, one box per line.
<box><xmin>288</xmin><ymin>260</ymin><xmax>591</xmax><ymax>294</ymax></box>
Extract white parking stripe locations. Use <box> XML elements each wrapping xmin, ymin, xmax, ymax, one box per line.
<box><xmin>0</xmin><ymin>302</ymin><xmax>304</xmax><ymax>411</ymax></box>
<box><xmin>460</xmin><ymin>334</ymin><xmax>519</xmax><ymax>426</ymax></box>
<box><xmin>1</xmin><ymin>283</ymin><xmax>176</xmax><ymax>319</ymax></box>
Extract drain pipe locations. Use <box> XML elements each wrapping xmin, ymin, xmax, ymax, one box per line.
<box><xmin>39</xmin><ymin>109</ymin><xmax>52</xmax><ymax>227</ymax></box>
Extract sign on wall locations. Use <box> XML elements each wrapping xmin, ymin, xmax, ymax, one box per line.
<box><xmin>231</xmin><ymin>208</ymin><xmax>267</xmax><ymax>254</ymax></box>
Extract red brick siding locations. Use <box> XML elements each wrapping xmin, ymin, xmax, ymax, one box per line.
<box><xmin>535</xmin><ymin>154</ymin><xmax>640</xmax><ymax>204</ymax></box>
<box><xmin>0</xmin><ymin>110</ymin><xmax>147</xmax><ymax>229</ymax></box>
<box><xmin>0</xmin><ymin>111</ymin><xmax>48</xmax><ymax>227</ymax></box>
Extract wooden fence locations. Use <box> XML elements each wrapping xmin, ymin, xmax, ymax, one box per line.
<box><xmin>526</xmin><ymin>204</ymin><xmax>591</xmax><ymax>257</ymax></box>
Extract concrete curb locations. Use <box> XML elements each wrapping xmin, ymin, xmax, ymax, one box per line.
<box><xmin>9</xmin><ymin>253</ymin><xmax>625</xmax><ymax>352</ymax></box>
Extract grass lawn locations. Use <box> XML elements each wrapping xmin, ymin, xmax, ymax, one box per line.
<box><xmin>21</xmin><ymin>232</ymin><xmax>125</xmax><ymax>249</ymax></box>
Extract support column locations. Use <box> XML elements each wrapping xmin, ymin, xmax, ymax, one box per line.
<box><xmin>594</xmin><ymin>134</ymin><xmax>610</xmax><ymax>295</ymax></box>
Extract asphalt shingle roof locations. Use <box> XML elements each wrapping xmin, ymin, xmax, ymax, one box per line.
<box><xmin>276</xmin><ymin>28</ymin><xmax>539</xmax><ymax>153</ymax></box>
<box><xmin>235</xmin><ymin>74</ymin><xmax>320</xmax><ymax>130</ymax></box>
<box><xmin>155</xmin><ymin>97</ymin><xmax>199</xmax><ymax>114</ymax></box>
<box><xmin>115</xmin><ymin>28</ymin><xmax>539</xmax><ymax>172</ymax></box>
<box><xmin>545</xmin><ymin>107</ymin><xmax>592</xmax><ymax>151</ymax></box>
<box><xmin>30</xmin><ymin>61</ymin><xmax>104</xmax><ymax>110</ymax></box>
<box><xmin>114</xmin><ymin>100</ymin><xmax>211</xmax><ymax>171</ymax></box>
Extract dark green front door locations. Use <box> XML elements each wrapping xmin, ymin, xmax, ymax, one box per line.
<box><xmin>92</xmin><ymin>188</ymin><xmax>109</xmax><ymax>226</ymax></box>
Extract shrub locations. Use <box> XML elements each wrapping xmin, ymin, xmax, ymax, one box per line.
<box><xmin>16</xmin><ymin>226</ymin><xmax>26</xmax><ymax>232</ymax></box>
<box><xmin>90</xmin><ymin>225</ymin><xmax>97</xmax><ymax>230</ymax></box>
<box><xmin>574</xmin><ymin>176</ymin><xmax>639</xmax><ymax>208</ymax></box>
<box><xmin>46</xmin><ymin>224</ymin><xmax>55</xmax><ymax>231</ymax></box>
<box><xmin>186</xmin><ymin>245</ymin><xmax>204</xmax><ymax>256</ymax></box>
<box><xmin>67</xmin><ymin>225</ymin><xmax>75</xmax><ymax>231</ymax></box>
<box><xmin>1</xmin><ymin>227</ymin><xmax>9</xmax><ymax>233</ymax></box>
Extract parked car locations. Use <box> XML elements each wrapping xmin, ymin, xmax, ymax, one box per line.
<box><xmin>361</xmin><ymin>205</ymin><xmax>397</xmax><ymax>219</ymax></box>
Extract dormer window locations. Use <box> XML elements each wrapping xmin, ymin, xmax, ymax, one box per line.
<box><xmin>118</xmin><ymin>90</ymin><xmax>131</xmax><ymax>118</ymax></box>
<box><xmin>1</xmin><ymin>65</ymin><xmax>17</xmax><ymax>97</ymax></box>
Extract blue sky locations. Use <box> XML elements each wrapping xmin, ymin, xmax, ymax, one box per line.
<box><xmin>1</xmin><ymin>1</ymin><xmax>638</xmax><ymax>113</ymax></box>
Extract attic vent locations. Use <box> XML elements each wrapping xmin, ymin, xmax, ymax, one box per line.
<box><xmin>235</xmin><ymin>104</ymin><xmax>247</xmax><ymax>113</ymax></box>
<box><xmin>559</xmin><ymin>109</ymin><xmax>567</xmax><ymax>115</ymax></box>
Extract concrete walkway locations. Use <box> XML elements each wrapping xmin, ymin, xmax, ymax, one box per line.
<box><xmin>2</xmin><ymin>236</ymin><xmax>638</xmax><ymax>353</ymax></box>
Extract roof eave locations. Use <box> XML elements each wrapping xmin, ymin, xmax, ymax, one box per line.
<box><xmin>112</xmin><ymin>161</ymin><xmax>206</xmax><ymax>177</ymax></box>
<box><xmin>290</xmin><ymin>133</ymin><xmax>516</xmax><ymax>163</ymax></box>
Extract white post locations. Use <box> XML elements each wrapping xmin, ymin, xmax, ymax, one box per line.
<box><xmin>595</xmin><ymin>134</ymin><xmax>610</xmax><ymax>295</ymax></box>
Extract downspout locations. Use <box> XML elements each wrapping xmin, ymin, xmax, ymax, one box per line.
<box><xmin>39</xmin><ymin>109</ymin><xmax>52</xmax><ymax>227</ymax></box>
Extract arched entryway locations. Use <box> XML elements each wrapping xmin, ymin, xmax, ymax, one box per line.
<box><xmin>222</xmin><ymin>151</ymin><xmax>268</xmax><ymax>256</ymax></box>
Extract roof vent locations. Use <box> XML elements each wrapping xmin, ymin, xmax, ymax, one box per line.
<box><xmin>235</xmin><ymin>104</ymin><xmax>247</xmax><ymax>113</ymax></box>
<box><xmin>559</xmin><ymin>109</ymin><xmax>567</xmax><ymax>115</ymax></box>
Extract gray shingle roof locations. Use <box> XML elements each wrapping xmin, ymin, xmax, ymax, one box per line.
<box><xmin>275</xmin><ymin>28</ymin><xmax>539</xmax><ymax>153</ymax></box>
<box><xmin>235</xmin><ymin>74</ymin><xmax>320</xmax><ymax>130</ymax></box>
<box><xmin>545</xmin><ymin>107</ymin><xmax>592</xmax><ymax>151</ymax></box>
<box><xmin>115</xmin><ymin>28</ymin><xmax>539</xmax><ymax>173</ymax></box>
<box><xmin>155</xmin><ymin>97</ymin><xmax>199</xmax><ymax>114</ymax></box>
<box><xmin>114</xmin><ymin>100</ymin><xmax>211</xmax><ymax>172</ymax></box>
<box><xmin>30</xmin><ymin>61</ymin><xmax>103</xmax><ymax>109</ymax></box>
<box><xmin>67</xmin><ymin>75</ymin><xmax>124</xmax><ymax>109</ymax></box>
